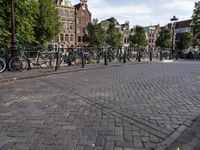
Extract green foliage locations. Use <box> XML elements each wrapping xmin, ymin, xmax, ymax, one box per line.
<box><xmin>156</xmin><ymin>27</ymin><xmax>172</xmax><ymax>49</ymax></box>
<box><xmin>0</xmin><ymin>0</ymin><xmax>38</xmax><ymax>50</ymax></box>
<box><xmin>35</xmin><ymin>0</ymin><xmax>60</xmax><ymax>46</ymax></box>
<box><xmin>130</xmin><ymin>26</ymin><xmax>147</xmax><ymax>48</ymax></box>
<box><xmin>106</xmin><ymin>23</ymin><xmax>123</xmax><ymax>48</ymax></box>
<box><xmin>16</xmin><ymin>0</ymin><xmax>38</xmax><ymax>46</ymax></box>
<box><xmin>0</xmin><ymin>0</ymin><xmax>60</xmax><ymax>50</ymax></box>
<box><xmin>192</xmin><ymin>1</ymin><xmax>200</xmax><ymax>49</ymax></box>
<box><xmin>83</xmin><ymin>22</ymin><xmax>105</xmax><ymax>48</ymax></box>
<box><xmin>176</xmin><ymin>32</ymin><xmax>193</xmax><ymax>51</ymax></box>
<box><xmin>0</xmin><ymin>0</ymin><xmax>11</xmax><ymax>49</ymax></box>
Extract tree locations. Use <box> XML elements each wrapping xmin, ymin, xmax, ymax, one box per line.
<box><xmin>192</xmin><ymin>1</ymin><xmax>200</xmax><ymax>49</ymax></box>
<box><xmin>0</xmin><ymin>0</ymin><xmax>11</xmax><ymax>49</ymax></box>
<box><xmin>106</xmin><ymin>23</ymin><xmax>123</xmax><ymax>49</ymax></box>
<box><xmin>130</xmin><ymin>26</ymin><xmax>147</xmax><ymax>49</ymax></box>
<box><xmin>156</xmin><ymin>27</ymin><xmax>172</xmax><ymax>49</ymax></box>
<box><xmin>176</xmin><ymin>32</ymin><xmax>193</xmax><ymax>51</ymax></box>
<box><xmin>0</xmin><ymin>0</ymin><xmax>38</xmax><ymax>50</ymax></box>
<box><xmin>16</xmin><ymin>0</ymin><xmax>38</xmax><ymax>46</ymax></box>
<box><xmin>83</xmin><ymin>21</ymin><xmax>105</xmax><ymax>48</ymax></box>
<box><xmin>35</xmin><ymin>0</ymin><xmax>60</xmax><ymax>47</ymax></box>
<box><xmin>0</xmin><ymin>0</ymin><xmax>60</xmax><ymax>50</ymax></box>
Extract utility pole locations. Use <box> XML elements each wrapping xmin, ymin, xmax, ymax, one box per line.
<box><xmin>170</xmin><ymin>16</ymin><xmax>178</xmax><ymax>60</ymax></box>
<box><xmin>11</xmin><ymin>0</ymin><xmax>17</xmax><ymax>58</ymax></box>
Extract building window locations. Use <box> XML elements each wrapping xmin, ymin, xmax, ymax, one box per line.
<box><xmin>77</xmin><ymin>27</ymin><xmax>81</xmax><ymax>34</ymax></box>
<box><xmin>78</xmin><ymin>36</ymin><xmax>82</xmax><ymax>42</ymax></box>
<box><xmin>65</xmin><ymin>34</ymin><xmax>69</xmax><ymax>42</ymax></box>
<box><xmin>77</xmin><ymin>18</ymin><xmax>81</xmax><ymax>24</ymax></box>
<box><xmin>70</xmin><ymin>35</ymin><xmax>74</xmax><ymax>41</ymax></box>
<box><xmin>60</xmin><ymin>34</ymin><xmax>64</xmax><ymax>42</ymax></box>
<box><xmin>124</xmin><ymin>38</ymin><xmax>127</xmax><ymax>44</ymax></box>
<box><xmin>83</xmin><ymin>28</ymin><xmax>86</xmax><ymax>34</ymax></box>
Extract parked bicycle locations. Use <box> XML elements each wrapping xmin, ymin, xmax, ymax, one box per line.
<box><xmin>0</xmin><ymin>57</ymin><xmax>6</xmax><ymax>73</ymax></box>
<box><xmin>9</xmin><ymin>48</ymin><xmax>55</xmax><ymax>72</ymax></box>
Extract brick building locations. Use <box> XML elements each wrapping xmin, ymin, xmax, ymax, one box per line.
<box><xmin>74</xmin><ymin>0</ymin><xmax>92</xmax><ymax>48</ymax></box>
<box><xmin>121</xmin><ymin>21</ymin><xmax>131</xmax><ymax>48</ymax></box>
<box><xmin>100</xmin><ymin>18</ymin><xmax>133</xmax><ymax>48</ymax></box>
<box><xmin>57</xmin><ymin>0</ymin><xmax>75</xmax><ymax>49</ymax></box>
<box><xmin>144</xmin><ymin>25</ymin><xmax>160</xmax><ymax>51</ymax></box>
<box><xmin>48</xmin><ymin>0</ymin><xmax>75</xmax><ymax>50</ymax></box>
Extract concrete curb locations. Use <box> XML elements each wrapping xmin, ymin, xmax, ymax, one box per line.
<box><xmin>155</xmin><ymin>114</ymin><xmax>200</xmax><ymax>150</ymax></box>
<box><xmin>0</xmin><ymin>62</ymin><xmax>148</xmax><ymax>83</ymax></box>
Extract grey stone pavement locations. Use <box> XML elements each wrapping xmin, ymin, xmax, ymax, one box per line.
<box><xmin>0</xmin><ymin>61</ymin><xmax>200</xmax><ymax>150</ymax></box>
<box><xmin>169</xmin><ymin>115</ymin><xmax>200</xmax><ymax>150</ymax></box>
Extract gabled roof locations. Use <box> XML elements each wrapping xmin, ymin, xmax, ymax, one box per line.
<box><xmin>74</xmin><ymin>3</ymin><xmax>81</xmax><ymax>9</ymax></box>
<box><xmin>101</xmin><ymin>17</ymin><xmax>120</xmax><ymax>25</ymax></box>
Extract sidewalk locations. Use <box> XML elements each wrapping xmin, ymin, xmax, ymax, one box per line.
<box><xmin>169</xmin><ymin>115</ymin><xmax>200</xmax><ymax>150</ymax></box>
<box><xmin>0</xmin><ymin>61</ymin><xmax>141</xmax><ymax>83</ymax></box>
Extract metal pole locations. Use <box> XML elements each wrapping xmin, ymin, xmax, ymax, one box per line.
<box><xmin>11</xmin><ymin>0</ymin><xmax>17</xmax><ymax>58</ymax></box>
<box><xmin>123</xmin><ymin>48</ymin><xmax>126</xmax><ymax>63</ymax></box>
<box><xmin>149</xmin><ymin>50</ymin><xmax>152</xmax><ymax>61</ymax></box>
<box><xmin>170</xmin><ymin>26</ymin><xmax>174</xmax><ymax>60</ymax></box>
<box><xmin>55</xmin><ymin>48</ymin><xmax>60</xmax><ymax>71</ymax></box>
<box><xmin>81</xmin><ymin>48</ymin><xmax>85</xmax><ymax>68</ymax></box>
<box><xmin>27</xmin><ymin>59</ymin><xmax>31</xmax><ymax>70</ymax></box>
<box><xmin>104</xmin><ymin>50</ymin><xmax>108</xmax><ymax>66</ymax></box>
<box><xmin>160</xmin><ymin>50</ymin><xmax>163</xmax><ymax>61</ymax></box>
<box><xmin>138</xmin><ymin>49</ymin><xmax>141</xmax><ymax>62</ymax></box>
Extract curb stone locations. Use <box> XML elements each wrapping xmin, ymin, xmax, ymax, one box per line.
<box><xmin>0</xmin><ymin>62</ymin><xmax>148</xmax><ymax>83</ymax></box>
<box><xmin>155</xmin><ymin>114</ymin><xmax>200</xmax><ymax>150</ymax></box>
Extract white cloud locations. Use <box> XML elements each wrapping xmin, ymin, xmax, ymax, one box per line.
<box><xmin>162</xmin><ymin>0</ymin><xmax>195</xmax><ymax>11</ymax></box>
<box><xmin>71</xmin><ymin>0</ymin><xmax>196</xmax><ymax>26</ymax></box>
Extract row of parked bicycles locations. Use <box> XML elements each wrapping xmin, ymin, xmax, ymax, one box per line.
<box><xmin>0</xmin><ymin>46</ymin><xmax>123</xmax><ymax>73</ymax></box>
<box><xmin>0</xmin><ymin>46</ymin><xmax>57</xmax><ymax>73</ymax></box>
<box><xmin>0</xmin><ymin>46</ymin><xmax>165</xmax><ymax>73</ymax></box>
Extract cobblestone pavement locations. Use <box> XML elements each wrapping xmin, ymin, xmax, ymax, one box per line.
<box><xmin>169</xmin><ymin>115</ymin><xmax>200</xmax><ymax>150</ymax></box>
<box><xmin>0</xmin><ymin>61</ymin><xmax>200</xmax><ymax>150</ymax></box>
<box><xmin>0</xmin><ymin>62</ymin><xmax>124</xmax><ymax>82</ymax></box>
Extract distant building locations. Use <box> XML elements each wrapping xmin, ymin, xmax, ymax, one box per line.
<box><xmin>101</xmin><ymin>18</ymin><xmax>133</xmax><ymax>48</ymax></box>
<box><xmin>121</xmin><ymin>21</ymin><xmax>131</xmax><ymax>48</ymax></box>
<box><xmin>144</xmin><ymin>25</ymin><xmax>160</xmax><ymax>50</ymax></box>
<box><xmin>58</xmin><ymin>0</ymin><xmax>75</xmax><ymax>49</ymax></box>
<box><xmin>74</xmin><ymin>0</ymin><xmax>92</xmax><ymax>47</ymax></box>
<box><xmin>175</xmin><ymin>19</ymin><xmax>192</xmax><ymax>40</ymax></box>
<box><xmin>49</xmin><ymin>0</ymin><xmax>75</xmax><ymax>50</ymax></box>
<box><xmin>100</xmin><ymin>17</ymin><xmax>121</xmax><ymax>31</ymax></box>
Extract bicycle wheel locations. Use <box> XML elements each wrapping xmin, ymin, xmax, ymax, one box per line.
<box><xmin>9</xmin><ymin>56</ymin><xmax>27</xmax><ymax>72</ymax></box>
<box><xmin>0</xmin><ymin>57</ymin><xmax>6</xmax><ymax>73</ymax></box>
<box><xmin>45</xmin><ymin>54</ymin><xmax>56</xmax><ymax>68</ymax></box>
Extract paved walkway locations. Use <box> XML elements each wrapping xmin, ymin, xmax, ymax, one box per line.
<box><xmin>169</xmin><ymin>115</ymin><xmax>200</xmax><ymax>150</ymax></box>
<box><xmin>0</xmin><ymin>61</ymin><xmax>200</xmax><ymax>150</ymax></box>
<box><xmin>0</xmin><ymin>61</ymin><xmax>136</xmax><ymax>83</ymax></box>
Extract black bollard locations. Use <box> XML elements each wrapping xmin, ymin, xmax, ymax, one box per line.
<box><xmin>123</xmin><ymin>49</ymin><xmax>126</xmax><ymax>63</ymax></box>
<box><xmin>49</xmin><ymin>56</ymin><xmax>52</xmax><ymax>68</ymax></box>
<box><xmin>150</xmin><ymin>50</ymin><xmax>152</xmax><ymax>61</ymax></box>
<box><xmin>104</xmin><ymin>51</ymin><xmax>108</xmax><ymax>66</ymax></box>
<box><xmin>138</xmin><ymin>50</ymin><xmax>141</xmax><ymax>62</ymax></box>
<box><xmin>55</xmin><ymin>48</ymin><xmax>60</xmax><ymax>71</ymax></box>
<box><xmin>27</xmin><ymin>59</ymin><xmax>31</xmax><ymax>70</ymax></box>
<box><xmin>160</xmin><ymin>51</ymin><xmax>163</xmax><ymax>61</ymax></box>
<box><xmin>81</xmin><ymin>49</ymin><xmax>85</xmax><ymax>68</ymax></box>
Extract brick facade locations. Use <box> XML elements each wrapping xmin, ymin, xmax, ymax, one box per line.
<box><xmin>74</xmin><ymin>0</ymin><xmax>91</xmax><ymax>48</ymax></box>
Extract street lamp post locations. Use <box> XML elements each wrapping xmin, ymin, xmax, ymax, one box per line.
<box><xmin>170</xmin><ymin>16</ymin><xmax>178</xmax><ymax>60</ymax></box>
<box><xmin>11</xmin><ymin>0</ymin><xmax>17</xmax><ymax>58</ymax></box>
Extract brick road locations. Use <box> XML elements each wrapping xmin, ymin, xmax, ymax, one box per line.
<box><xmin>0</xmin><ymin>61</ymin><xmax>200</xmax><ymax>150</ymax></box>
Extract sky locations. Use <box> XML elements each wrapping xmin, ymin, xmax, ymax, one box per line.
<box><xmin>71</xmin><ymin>0</ymin><xmax>197</xmax><ymax>26</ymax></box>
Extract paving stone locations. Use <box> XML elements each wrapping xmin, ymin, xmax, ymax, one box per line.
<box><xmin>1</xmin><ymin>62</ymin><xmax>200</xmax><ymax>150</ymax></box>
